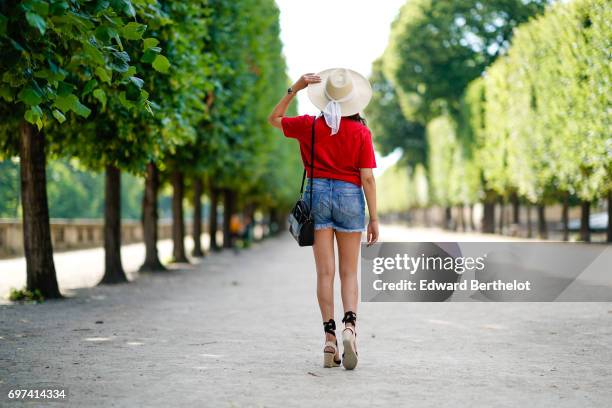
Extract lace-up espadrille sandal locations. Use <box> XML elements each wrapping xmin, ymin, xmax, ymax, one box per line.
<box><xmin>323</xmin><ymin>319</ymin><xmax>341</xmax><ymax>368</ymax></box>
<box><xmin>341</xmin><ymin>311</ymin><xmax>358</xmax><ymax>370</ymax></box>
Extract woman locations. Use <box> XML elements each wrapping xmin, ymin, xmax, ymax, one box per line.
<box><xmin>268</xmin><ymin>68</ymin><xmax>379</xmax><ymax>370</ymax></box>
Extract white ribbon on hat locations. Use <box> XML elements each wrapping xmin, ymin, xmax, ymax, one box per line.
<box><xmin>322</xmin><ymin>87</ymin><xmax>356</xmax><ymax>135</ymax></box>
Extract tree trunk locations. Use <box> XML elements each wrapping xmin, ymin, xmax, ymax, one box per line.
<box><xmin>580</xmin><ymin>200</ymin><xmax>591</xmax><ymax>242</ymax></box>
<box><xmin>242</xmin><ymin>203</ymin><xmax>254</xmax><ymax>244</ymax></box>
<box><xmin>276</xmin><ymin>208</ymin><xmax>285</xmax><ymax>234</ymax></box>
<box><xmin>444</xmin><ymin>206</ymin><xmax>452</xmax><ymax>230</ymax></box>
<box><xmin>469</xmin><ymin>204</ymin><xmax>475</xmax><ymax>231</ymax></box>
<box><xmin>192</xmin><ymin>177</ymin><xmax>204</xmax><ymax>257</ymax></box>
<box><xmin>171</xmin><ymin>170</ymin><xmax>188</xmax><ymax>263</ymax></box>
<box><xmin>269</xmin><ymin>208</ymin><xmax>278</xmax><ymax>235</ymax></box>
<box><xmin>19</xmin><ymin>121</ymin><xmax>61</xmax><ymax>298</ymax></box>
<box><xmin>223</xmin><ymin>189</ymin><xmax>235</xmax><ymax>249</ymax></box>
<box><xmin>482</xmin><ymin>199</ymin><xmax>495</xmax><ymax>234</ymax></box>
<box><xmin>498</xmin><ymin>200</ymin><xmax>505</xmax><ymax>235</ymax></box>
<box><xmin>561</xmin><ymin>193</ymin><xmax>569</xmax><ymax>242</ymax></box>
<box><xmin>209</xmin><ymin>186</ymin><xmax>220</xmax><ymax>251</ymax></box>
<box><xmin>481</xmin><ymin>190</ymin><xmax>497</xmax><ymax>234</ymax></box>
<box><xmin>139</xmin><ymin>162</ymin><xmax>165</xmax><ymax>272</ymax></box>
<box><xmin>607</xmin><ymin>192</ymin><xmax>612</xmax><ymax>243</ymax></box>
<box><xmin>537</xmin><ymin>204</ymin><xmax>547</xmax><ymax>239</ymax></box>
<box><xmin>458</xmin><ymin>205</ymin><xmax>466</xmax><ymax>231</ymax></box>
<box><xmin>511</xmin><ymin>193</ymin><xmax>520</xmax><ymax>225</ymax></box>
<box><xmin>526</xmin><ymin>204</ymin><xmax>533</xmax><ymax>238</ymax></box>
<box><xmin>100</xmin><ymin>165</ymin><xmax>127</xmax><ymax>284</ymax></box>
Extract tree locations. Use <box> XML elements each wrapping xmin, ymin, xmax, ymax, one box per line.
<box><xmin>374</xmin><ymin>0</ymin><xmax>551</xmax><ymax>231</ymax></box>
<box><xmin>134</xmin><ymin>0</ymin><xmax>212</xmax><ymax>268</ymax></box>
<box><xmin>366</xmin><ymin>59</ymin><xmax>426</xmax><ymax>168</ymax></box>
<box><xmin>468</xmin><ymin>0</ymin><xmax>611</xmax><ymax>240</ymax></box>
<box><xmin>383</xmin><ymin>0</ymin><xmax>551</xmax><ymax>123</ymax></box>
<box><xmin>426</xmin><ymin>115</ymin><xmax>478</xmax><ymax>228</ymax></box>
<box><xmin>45</xmin><ymin>1</ymin><xmax>168</xmax><ymax>283</ymax></box>
<box><xmin>195</xmin><ymin>0</ymin><xmax>296</xmax><ymax>247</ymax></box>
<box><xmin>0</xmin><ymin>0</ymin><xmax>160</xmax><ymax>296</ymax></box>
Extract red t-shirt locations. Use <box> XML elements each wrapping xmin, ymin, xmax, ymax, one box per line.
<box><xmin>281</xmin><ymin>115</ymin><xmax>377</xmax><ymax>186</ymax></box>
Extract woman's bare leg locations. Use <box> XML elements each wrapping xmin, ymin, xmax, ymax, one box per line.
<box><xmin>313</xmin><ymin>228</ymin><xmax>336</xmax><ymax>342</ymax></box>
<box><xmin>336</xmin><ymin>231</ymin><xmax>361</xmax><ymax>319</ymax></box>
<box><xmin>336</xmin><ymin>230</ymin><xmax>361</xmax><ymax>369</ymax></box>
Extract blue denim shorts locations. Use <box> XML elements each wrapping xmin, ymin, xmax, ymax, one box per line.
<box><xmin>303</xmin><ymin>178</ymin><xmax>366</xmax><ymax>233</ymax></box>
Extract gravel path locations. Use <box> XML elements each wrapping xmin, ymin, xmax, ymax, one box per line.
<box><xmin>1</xmin><ymin>230</ymin><xmax>611</xmax><ymax>407</ymax></box>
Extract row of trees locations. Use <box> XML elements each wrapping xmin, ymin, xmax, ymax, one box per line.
<box><xmin>460</xmin><ymin>0</ymin><xmax>610</xmax><ymax>240</ymax></box>
<box><xmin>0</xmin><ymin>0</ymin><xmax>299</xmax><ymax>298</ymax></box>
<box><xmin>368</xmin><ymin>0</ymin><xmax>611</xmax><ymax>241</ymax></box>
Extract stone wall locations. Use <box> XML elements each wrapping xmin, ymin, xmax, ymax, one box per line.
<box><xmin>0</xmin><ymin>219</ymin><xmax>183</xmax><ymax>258</ymax></box>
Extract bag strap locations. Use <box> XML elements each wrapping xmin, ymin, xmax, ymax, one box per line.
<box><xmin>299</xmin><ymin>116</ymin><xmax>317</xmax><ymax>215</ymax></box>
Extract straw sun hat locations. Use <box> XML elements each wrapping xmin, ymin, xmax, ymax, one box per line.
<box><xmin>307</xmin><ymin>68</ymin><xmax>372</xmax><ymax>117</ymax></box>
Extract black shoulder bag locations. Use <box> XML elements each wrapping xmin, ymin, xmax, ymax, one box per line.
<box><xmin>287</xmin><ymin>117</ymin><xmax>316</xmax><ymax>246</ymax></box>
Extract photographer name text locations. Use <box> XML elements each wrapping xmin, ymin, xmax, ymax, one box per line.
<box><xmin>373</xmin><ymin>279</ymin><xmax>531</xmax><ymax>292</ymax></box>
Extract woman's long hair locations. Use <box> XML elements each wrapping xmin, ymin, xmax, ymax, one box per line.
<box><xmin>317</xmin><ymin>112</ymin><xmax>367</xmax><ymax>126</ymax></box>
<box><xmin>344</xmin><ymin>113</ymin><xmax>367</xmax><ymax>126</ymax></box>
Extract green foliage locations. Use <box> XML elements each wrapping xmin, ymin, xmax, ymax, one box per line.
<box><xmin>366</xmin><ymin>59</ymin><xmax>426</xmax><ymax>168</ymax></box>
<box><xmin>383</xmin><ymin>0</ymin><xmax>551</xmax><ymax>123</ymax></box>
<box><xmin>0</xmin><ymin>158</ymin><xmax>145</xmax><ymax>219</ymax></box>
<box><xmin>45</xmin><ymin>160</ymin><xmax>103</xmax><ymax>218</ymax></box>
<box><xmin>426</xmin><ymin>116</ymin><xmax>477</xmax><ymax>206</ymax></box>
<box><xmin>378</xmin><ymin>163</ymin><xmax>429</xmax><ymax>214</ymax></box>
<box><xmin>0</xmin><ymin>159</ymin><xmax>20</xmax><ymax>217</ymax></box>
<box><xmin>371</xmin><ymin>0</ymin><xmax>551</xmax><ymax>193</ymax></box>
<box><xmin>470</xmin><ymin>0</ymin><xmax>611</xmax><ymax>203</ymax></box>
<box><xmin>0</xmin><ymin>0</ymin><xmax>322</xmax><ymax>226</ymax></box>
<box><xmin>40</xmin><ymin>1</ymin><xmax>170</xmax><ymax>174</ymax></box>
<box><xmin>389</xmin><ymin>0</ymin><xmax>610</xmax><ymax>210</ymax></box>
<box><xmin>245</xmin><ymin>0</ymin><xmax>303</xmax><ymax>209</ymax></box>
<box><xmin>47</xmin><ymin>160</ymin><xmax>144</xmax><ymax>219</ymax></box>
<box><xmin>183</xmin><ymin>0</ymin><xmax>299</xmax><ymax>209</ymax></box>
<box><xmin>412</xmin><ymin>164</ymin><xmax>430</xmax><ymax>208</ymax></box>
<box><xmin>120</xmin><ymin>174</ymin><xmax>145</xmax><ymax>220</ymax></box>
<box><xmin>9</xmin><ymin>287</ymin><xmax>44</xmax><ymax>303</ymax></box>
<box><xmin>378</xmin><ymin>164</ymin><xmax>411</xmax><ymax>214</ymax></box>
<box><xmin>0</xmin><ymin>0</ymin><xmax>159</xmax><ymax>149</ymax></box>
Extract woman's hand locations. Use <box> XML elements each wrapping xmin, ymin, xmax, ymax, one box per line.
<box><xmin>292</xmin><ymin>73</ymin><xmax>321</xmax><ymax>92</ymax></box>
<box><xmin>267</xmin><ymin>73</ymin><xmax>321</xmax><ymax>129</ymax></box>
<box><xmin>367</xmin><ymin>219</ymin><xmax>379</xmax><ymax>247</ymax></box>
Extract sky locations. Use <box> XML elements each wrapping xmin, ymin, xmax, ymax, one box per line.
<box><xmin>275</xmin><ymin>0</ymin><xmax>406</xmax><ymax>173</ymax></box>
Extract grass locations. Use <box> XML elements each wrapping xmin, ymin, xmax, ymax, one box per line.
<box><xmin>8</xmin><ymin>287</ymin><xmax>44</xmax><ymax>303</ymax></box>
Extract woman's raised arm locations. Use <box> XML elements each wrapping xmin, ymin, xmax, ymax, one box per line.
<box><xmin>267</xmin><ymin>73</ymin><xmax>321</xmax><ymax>129</ymax></box>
